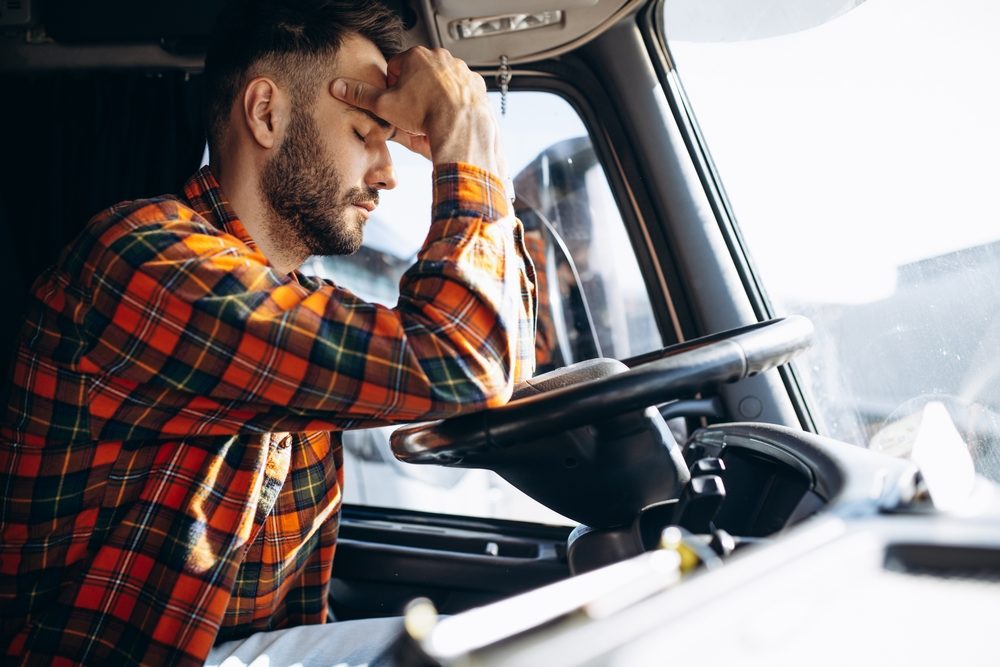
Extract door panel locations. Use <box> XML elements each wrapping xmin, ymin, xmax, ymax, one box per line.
<box><xmin>331</xmin><ymin>505</ymin><xmax>571</xmax><ymax>618</ymax></box>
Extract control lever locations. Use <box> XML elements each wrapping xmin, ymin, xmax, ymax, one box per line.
<box><xmin>689</xmin><ymin>456</ymin><xmax>726</xmax><ymax>477</ymax></box>
<box><xmin>708</xmin><ymin>528</ymin><xmax>736</xmax><ymax>557</ymax></box>
<box><xmin>674</xmin><ymin>474</ymin><xmax>726</xmax><ymax>533</ymax></box>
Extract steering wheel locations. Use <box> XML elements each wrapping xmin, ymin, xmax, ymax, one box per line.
<box><xmin>392</xmin><ymin>316</ymin><xmax>813</xmax><ymax>463</ymax></box>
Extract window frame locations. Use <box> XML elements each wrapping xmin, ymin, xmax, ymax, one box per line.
<box><xmin>341</xmin><ymin>70</ymin><xmax>689</xmax><ymax>522</ymax></box>
<box><xmin>631</xmin><ymin>0</ymin><xmax>818</xmax><ymax>432</ymax></box>
<box><xmin>499</xmin><ymin>66</ymin><xmax>692</xmax><ymax>352</ymax></box>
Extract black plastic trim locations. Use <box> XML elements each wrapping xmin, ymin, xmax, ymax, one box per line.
<box><xmin>637</xmin><ymin>1</ymin><xmax>819</xmax><ymax>434</ymax></box>
<box><xmin>691</xmin><ymin>422</ymin><xmax>919</xmax><ymax>518</ymax></box>
<box><xmin>332</xmin><ymin>505</ymin><xmax>572</xmax><ymax>611</ymax></box>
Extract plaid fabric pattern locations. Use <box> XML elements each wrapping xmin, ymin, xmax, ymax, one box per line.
<box><xmin>0</xmin><ymin>164</ymin><xmax>536</xmax><ymax>665</ymax></box>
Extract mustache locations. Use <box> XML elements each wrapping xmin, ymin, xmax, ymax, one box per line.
<box><xmin>347</xmin><ymin>188</ymin><xmax>379</xmax><ymax>208</ymax></box>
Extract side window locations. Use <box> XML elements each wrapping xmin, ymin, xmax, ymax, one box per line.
<box><xmin>302</xmin><ymin>91</ymin><xmax>662</xmax><ymax>522</ymax></box>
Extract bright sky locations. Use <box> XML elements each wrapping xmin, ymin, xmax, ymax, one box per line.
<box><xmin>668</xmin><ymin>0</ymin><xmax>1000</xmax><ymax>304</ymax></box>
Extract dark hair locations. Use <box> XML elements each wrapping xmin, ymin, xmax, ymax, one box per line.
<box><xmin>203</xmin><ymin>0</ymin><xmax>404</xmax><ymax>158</ymax></box>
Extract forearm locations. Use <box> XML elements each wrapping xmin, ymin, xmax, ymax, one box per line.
<box><xmin>428</xmin><ymin>108</ymin><xmax>508</xmax><ymax>184</ymax></box>
<box><xmin>398</xmin><ymin>163</ymin><xmax>536</xmax><ymax>401</ymax></box>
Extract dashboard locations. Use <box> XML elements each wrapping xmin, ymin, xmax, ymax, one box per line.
<box><xmin>390</xmin><ymin>422</ymin><xmax>1000</xmax><ymax>665</ymax></box>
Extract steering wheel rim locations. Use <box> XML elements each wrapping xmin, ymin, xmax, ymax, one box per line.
<box><xmin>392</xmin><ymin>316</ymin><xmax>814</xmax><ymax>464</ymax></box>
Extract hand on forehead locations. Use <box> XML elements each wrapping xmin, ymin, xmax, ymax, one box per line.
<box><xmin>327</xmin><ymin>34</ymin><xmax>396</xmax><ymax>129</ymax></box>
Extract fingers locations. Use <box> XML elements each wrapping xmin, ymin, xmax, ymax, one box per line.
<box><xmin>340</xmin><ymin>47</ymin><xmax>488</xmax><ymax>136</ymax></box>
<box><xmin>330</xmin><ymin>72</ymin><xmax>432</xmax><ymax>161</ymax></box>
<box><xmin>331</xmin><ymin>77</ymin><xmax>384</xmax><ymax>116</ymax></box>
<box><xmin>391</xmin><ymin>130</ymin><xmax>433</xmax><ymax>161</ymax></box>
<box><xmin>385</xmin><ymin>56</ymin><xmax>403</xmax><ymax>87</ymax></box>
<box><xmin>333</xmin><ymin>46</ymin><xmax>502</xmax><ymax>173</ymax></box>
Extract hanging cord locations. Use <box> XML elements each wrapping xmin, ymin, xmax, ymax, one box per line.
<box><xmin>497</xmin><ymin>55</ymin><xmax>512</xmax><ymax>116</ymax></box>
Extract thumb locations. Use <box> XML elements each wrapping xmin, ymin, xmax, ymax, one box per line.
<box><xmin>331</xmin><ymin>77</ymin><xmax>384</xmax><ymax>113</ymax></box>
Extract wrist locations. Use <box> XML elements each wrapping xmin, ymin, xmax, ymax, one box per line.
<box><xmin>432</xmin><ymin>163</ymin><xmax>512</xmax><ymax>220</ymax></box>
<box><xmin>428</xmin><ymin>107</ymin><xmax>504</xmax><ymax>178</ymax></box>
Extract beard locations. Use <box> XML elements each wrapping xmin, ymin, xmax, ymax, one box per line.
<box><xmin>259</xmin><ymin>106</ymin><xmax>378</xmax><ymax>257</ymax></box>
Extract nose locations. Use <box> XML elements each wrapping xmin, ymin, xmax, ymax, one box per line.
<box><xmin>366</xmin><ymin>143</ymin><xmax>396</xmax><ymax>191</ymax></box>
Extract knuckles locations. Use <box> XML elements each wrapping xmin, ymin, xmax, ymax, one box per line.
<box><xmin>350</xmin><ymin>80</ymin><xmax>370</xmax><ymax>106</ymax></box>
<box><xmin>380</xmin><ymin>46</ymin><xmax>491</xmax><ymax>135</ymax></box>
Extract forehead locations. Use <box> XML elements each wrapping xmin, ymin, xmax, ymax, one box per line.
<box><xmin>331</xmin><ymin>32</ymin><xmax>389</xmax><ymax>89</ymax></box>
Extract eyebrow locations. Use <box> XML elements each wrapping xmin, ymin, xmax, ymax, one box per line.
<box><xmin>347</xmin><ymin>107</ymin><xmax>396</xmax><ymax>139</ymax></box>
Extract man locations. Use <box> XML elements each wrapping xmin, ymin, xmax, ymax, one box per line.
<box><xmin>0</xmin><ymin>1</ymin><xmax>536</xmax><ymax>664</ymax></box>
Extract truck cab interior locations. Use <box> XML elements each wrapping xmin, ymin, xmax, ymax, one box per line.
<box><xmin>2</xmin><ymin>0</ymin><xmax>999</xmax><ymax>664</ymax></box>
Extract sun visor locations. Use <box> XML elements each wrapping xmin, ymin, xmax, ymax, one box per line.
<box><xmin>426</xmin><ymin>0</ymin><xmax>641</xmax><ymax>66</ymax></box>
<box><xmin>433</xmin><ymin>0</ymin><xmax>599</xmax><ymax>18</ymax></box>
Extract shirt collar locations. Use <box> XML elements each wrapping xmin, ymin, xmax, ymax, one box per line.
<box><xmin>182</xmin><ymin>166</ymin><xmax>260</xmax><ymax>253</ymax></box>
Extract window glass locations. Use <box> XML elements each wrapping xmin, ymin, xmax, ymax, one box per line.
<box><xmin>301</xmin><ymin>91</ymin><xmax>662</xmax><ymax>522</ymax></box>
<box><xmin>662</xmin><ymin>0</ymin><xmax>1000</xmax><ymax>480</ymax></box>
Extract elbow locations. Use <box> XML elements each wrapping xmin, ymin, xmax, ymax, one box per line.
<box><xmin>473</xmin><ymin>319</ymin><xmax>536</xmax><ymax>409</ymax></box>
<box><xmin>423</xmin><ymin>349</ymin><xmax>517</xmax><ymax>416</ymax></box>
<box><xmin>479</xmin><ymin>358</ymin><xmax>516</xmax><ymax>409</ymax></box>
<box><xmin>460</xmin><ymin>352</ymin><xmax>517</xmax><ymax>409</ymax></box>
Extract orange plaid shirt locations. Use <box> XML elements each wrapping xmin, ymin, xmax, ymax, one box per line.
<box><xmin>0</xmin><ymin>164</ymin><xmax>536</xmax><ymax>665</ymax></box>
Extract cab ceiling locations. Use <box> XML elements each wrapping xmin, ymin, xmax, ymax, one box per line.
<box><xmin>0</xmin><ymin>0</ymin><xmax>642</xmax><ymax>71</ymax></box>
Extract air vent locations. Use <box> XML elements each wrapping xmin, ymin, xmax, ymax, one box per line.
<box><xmin>885</xmin><ymin>544</ymin><xmax>1000</xmax><ymax>582</ymax></box>
<box><xmin>0</xmin><ymin>0</ymin><xmax>31</xmax><ymax>27</ymax></box>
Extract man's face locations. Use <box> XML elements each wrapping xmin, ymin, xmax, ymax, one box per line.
<box><xmin>260</xmin><ymin>33</ymin><xmax>396</xmax><ymax>257</ymax></box>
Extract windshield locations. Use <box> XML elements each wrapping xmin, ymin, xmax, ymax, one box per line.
<box><xmin>661</xmin><ymin>0</ymin><xmax>1000</xmax><ymax>481</ymax></box>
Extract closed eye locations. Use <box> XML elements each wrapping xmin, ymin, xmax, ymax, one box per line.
<box><xmin>353</xmin><ymin>129</ymin><xmax>366</xmax><ymax>143</ymax></box>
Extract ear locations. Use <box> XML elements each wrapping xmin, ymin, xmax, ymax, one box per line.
<box><xmin>241</xmin><ymin>77</ymin><xmax>289</xmax><ymax>150</ymax></box>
